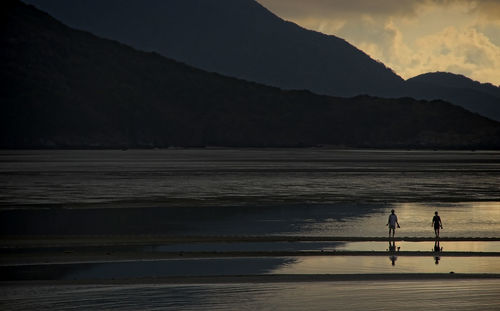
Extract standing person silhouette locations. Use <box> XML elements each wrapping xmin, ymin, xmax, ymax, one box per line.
<box><xmin>386</xmin><ymin>209</ymin><xmax>400</xmax><ymax>238</ymax></box>
<box><xmin>432</xmin><ymin>211</ymin><xmax>443</xmax><ymax>237</ymax></box>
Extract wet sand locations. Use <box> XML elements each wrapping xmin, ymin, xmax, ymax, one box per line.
<box><xmin>2</xmin><ymin>235</ymin><xmax>500</xmax><ymax>248</ymax></box>
<box><xmin>2</xmin><ymin>279</ymin><xmax>500</xmax><ymax>311</ymax></box>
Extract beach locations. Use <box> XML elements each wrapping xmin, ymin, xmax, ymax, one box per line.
<box><xmin>1</xmin><ymin>149</ymin><xmax>500</xmax><ymax>309</ymax></box>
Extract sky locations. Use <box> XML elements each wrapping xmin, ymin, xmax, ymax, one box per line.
<box><xmin>257</xmin><ymin>0</ymin><xmax>500</xmax><ymax>86</ymax></box>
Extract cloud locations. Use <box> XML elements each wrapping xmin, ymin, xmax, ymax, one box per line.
<box><xmin>333</xmin><ymin>18</ymin><xmax>418</xmax><ymax>77</ymax></box>
<box><xmin>258</xmin><ymin>0</ymin><xmax>500</xmax><ymax>20</ymax></box>
<box><xmin>409</xmin><ymin>27</ymin><xmax>500</xmax><ymax>83</ymax></box>
<box><xmin>340</xmin><ymin>21</ymin><xmax>500</xmax><ymax>84</ymax></box>
<box><xmin>258</xmin><ymin>0</ymin><xmax>423</xmax><ymax>19</ymax></box>
<box><xmin>257</xmin><ymin>0</ymin><xmax>500</xmax><ymax>85</ymax></box>
<box><xmin>467</xmin><ymin>0</ymin><xmax>500</xmax><ymax>21</ymax></box>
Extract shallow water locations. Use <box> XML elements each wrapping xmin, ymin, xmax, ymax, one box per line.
<box><xmin>3</xmin><ymin>256</ymin><xmax>499</xmax><ymax>280</ymax></box>
<box><xmin>334</xmin><ymin>241</ymin><xmax>500</xmax><ymax>252</ymax></box>
<box><xmin>151</xmin><ymin>241</ymin><xmax>500</xmax><ymax>252</ymax></box>
<box><xmin>1</xmin><ymin>149</ymin><xmax>500</xmax><ymax>309</ymax></box>
<box><xmin>2</xmin><ymin>201</ymin><xmax>499</xmax><ymax>237</ymax></box>
<box><xmin>1</xmin><ymin>150</ymin><xmax>500</xmax><ymax>237</ymax></box>
<box><xmin>272</xmin><ymin>256</ymin><xmax>500</xmax><ymax>274</ymax></box>
<box><xmin>303</xmin><ymin>201</ymin><xmax>500</xmax><ymax>237</ymax></box>
<box><xmin>1</xmin><ymin>280</ymin><xmax>500</xmax><ymax>311</ymax></box>
<box><xmin>1</xmin><ymin>149</ymin><xmax>499</xmax><ymax>207</ymax></box>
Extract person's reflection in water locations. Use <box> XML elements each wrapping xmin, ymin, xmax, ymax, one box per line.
<box><xmin>433</xmin><ymin>239</ymin><xmax>443</xmax><ymax>265</ymax></box>
<box><xmin>388</xmin><ymin>240</ymin><xmax>399</xmax><ymax>266</ymax></box>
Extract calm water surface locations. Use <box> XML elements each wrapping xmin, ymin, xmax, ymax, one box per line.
<box><xmin>153</xmin><ymin>241</ymin><xmax>500</xmax><ymax>252</ymax></box>
<box><xmin>0</xmin><ymin>149</ymin><xmax>499</xmax><ymax>237</ymax></box>
<box><xmin>1</xmin><ymin>149</ymin><xmax>499</xmax><ymax>207</ymax></box>
<box><xmin>3</xmin><ymin>256</ymin><xmax>499</xmax><ymax>280</ymax></box>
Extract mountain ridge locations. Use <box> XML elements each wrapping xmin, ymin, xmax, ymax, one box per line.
<box><xmin>23</xmin><ymin>0</ymin><xmax>499</xmax><ymax>121</ymax></box>
<box><xmin>406</xmin><ymin>72</ymin><xmax>500</xmax><ymax>121</ymax></box>
<box><xmin>23</xmin><ymin>0</ymin><xmax>405</xmax><ymax>98</ymax></box>
<box><xmin>2</xmin><ymin>0</ymin><xmax>500</xmax><ymax>149</ymax></box>
<box><xmin>408</xmin><ymin>72</ymin><xmax>500</xmax><ymax>97</ymax></box>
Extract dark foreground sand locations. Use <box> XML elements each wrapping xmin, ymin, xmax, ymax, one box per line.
<box><xmin>3</xmin><ymin>279</ymin><xmax>500</xmax><ymax>311</ymax></box>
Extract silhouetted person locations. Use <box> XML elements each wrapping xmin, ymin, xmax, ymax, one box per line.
<box><xmin>432</xmin><ymin>211</ymin><xmax>443</xmax><ymax>237</ymax></box>
<box><xmin>386</xmin><ymin>209</ymin><xmax>400</xmax><ymax>238</ymax></box>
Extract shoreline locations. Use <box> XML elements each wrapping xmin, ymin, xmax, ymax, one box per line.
<box><xmin>2</xmin><ymin>273</ymin><xmax>500</xmax><ymax>286</ymax></box>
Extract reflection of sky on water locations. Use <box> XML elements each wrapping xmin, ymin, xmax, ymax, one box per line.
<box><xmin>2</xmin><ymin>280</ymin><xmax>500</xmax><ymax>311</ymax></box>
<box><xmin>301</xmin><ymin>202</ymin><xmax>500</xmax><ymax>237</ymax></box>
<box><xmin>333</xmin><ymin>241</ymin><xmax>500</xmax><ymax>252</ymax></box>
<box><xmin>271</xmin><ymin>256</ymin><xmax>500</xmax><ymax>274</ymax></box>
<box><xmin>153</xmin><ymin>241</ymin><xmax>500</xmax><ymax>252</ymax></box>
<box><xmin>395</xmin><ymin>202</ymin><xmax>500</xmax><ymax>238</ymax></box>
<box><xmin>154</xmin><ymin>241</ymin><xmax>342</xmax><ymax>252</ymax></box>
<box><xmin>5</xmin><ymin>256</ymin><xmax>499</xmax><ymax>281</ymax></box>
<box><xmin>2</xmin><ymin>201</ymin><xmax>499</xmax><ymax>237</ymax></box>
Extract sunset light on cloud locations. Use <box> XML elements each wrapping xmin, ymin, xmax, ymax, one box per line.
<box><xmin>257</xmin><ymin>0</ymin><xmax>500</xmax><ymax>85</ymax></box>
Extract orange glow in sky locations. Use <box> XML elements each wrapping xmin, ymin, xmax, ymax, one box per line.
<box><xmin>257</xmin><ymin>0</ymin><xmax>500</xmax><ymax>85</ymax></box>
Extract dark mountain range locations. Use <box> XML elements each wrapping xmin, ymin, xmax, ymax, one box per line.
<box><xmin>24</xmin><ymin>0</ymin><xmax>500</xmax><ymax>122</ymax></box>
<box><xmin>406</xmin><ymin>72</ymin><xmax>500</xmax><ymax>121</ymax></box>
<box><xmin>23</xmin><ymin>0</ymin><xmax>405</xmax><ymax>98</ymax></box>
<box><xmin>2</xmin><ymin>1</ymin><xmax>500</xmax><ymax>149</ymax></box>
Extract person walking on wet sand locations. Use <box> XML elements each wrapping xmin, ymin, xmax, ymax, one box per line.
<box><xmin>432</xmin><ymin>211</ymin><xmax>443</xmax><ymax>237</ymax></box>
<box><xmin>386</xmin><ymin>209</ymin><xmax>400</xmax><ymax>238</ymax></box>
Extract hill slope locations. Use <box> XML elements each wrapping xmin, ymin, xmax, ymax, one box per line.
<box><xmin>2</xmin><ymin>0</ymin><xmax>499</xmax><ymax>149</ymax></box>
<box><xmin>406</xmin><ymin>72</ymin><xmax>500</xmax><ymax>121</ymax></box>
<box><xmin>23</xmin><ymin>0</ymin><xmax>405</xmax><ymax>98</ymax></box>
<box><xmin>24</xmin><ymin>0</ymin><xmax>500</xmax><ymax>121</ymax></box>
